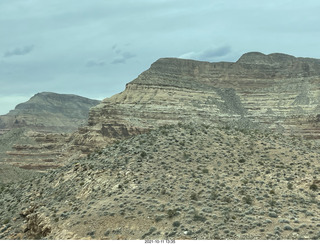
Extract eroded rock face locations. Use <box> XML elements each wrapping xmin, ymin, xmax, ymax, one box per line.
<box><xmin>74</xmin><ymin>52</ymin><xmax>320</xmax><ymax>152</ymax></box>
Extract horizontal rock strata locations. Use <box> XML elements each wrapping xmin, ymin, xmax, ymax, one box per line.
<box><xmin>73</xmin><ymin>52</ymin><xmax>320</xmax><ymax>152</ymax></box>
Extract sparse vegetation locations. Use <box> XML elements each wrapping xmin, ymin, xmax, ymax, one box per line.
<box><xmin>1</xmin><ymin>122</ymin><xmax>320</xmax><ymax>240</ymax></box>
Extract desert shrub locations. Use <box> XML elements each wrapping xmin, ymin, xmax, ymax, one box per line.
<box><xmin>268</xmin><ymin>199</ymin><xmax>277</xmax><ymax>207</ymax></box>
<box><xmin>140</xmin><ymin>151</ymin><xmax>147</xmax><ymax>158</ymax></box>
<box><xmin>167</xmin><ymin>209</ymin><xmax>179</xmax><ymax>218</ymax></box>
<box><xmin>210</xmin><ymin>191</ymin><xmax>219</xmax><ymax>200</ymax></box>
<box><xmin>172</xmin><ymin>221</ymin><xmax>181</xmax><ymax>227</ymax></box>
<box><xmin>190</xmin><ymin>192</ymin><xmax>198</xmax><ymax>201</ymax></box>
<box><xmin>241</xmin><ymin>179</ymin><xmax>248</xmax><ymax>185</ymax></box>
<box><xmin>155</xmin><ymin>216</ymin><xmax>164</xmax><ymax>222</ymax></box>
<box><xmin>287</xmin><ymin>182</ymin><xmax>293</xmax><ymax>190</ymax></box>
<box><xmin>222</xmin><ymin>196</ymin><xmax>232</xmax><ymax>203</ymax></box>
<box><xmin>243</xmin><ymin>195</ymin><xmax>253</xmax><ymax>205</ymax></box>
<box><xmin>269</xmin><ymin>189</ymin><xmax>276</xmax><ymax>195</ymax></box>
<box><xmin>202</xmin><ymin>168</ymin><xmax>209</xmax><ymax>174</ymax></box>
<box><xmin>183</xmin><ymin>152</ymin><xmax>190</xmax><ymax>160</ymax></box>
<box><xmin>193</xmin><ymin>212</ymin><xmax>207</xmax><ymax>222</ymax></box>
<box><xmin>310</xmin><ymin>183</ymin><xmax>318</xmax><ymax>191</ymax></box>
<box><xmin>239</xmin><ymin>158</ymin><xmax>246</xmax><ymax>163</ymax></box>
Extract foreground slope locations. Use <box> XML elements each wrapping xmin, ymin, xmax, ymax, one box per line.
<box><xmin>1</xmin><ymin>123</ymin><xmax>320</xmax><ymax>240</ymax></box>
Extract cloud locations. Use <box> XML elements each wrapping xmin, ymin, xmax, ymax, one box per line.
<box><xmin>4</xmin><ymin>45</ymin><xmax>34</xmax><ymax>57</ymax></box>
<box><xmin>111</xmin><ymin>50</ymin><xmax>136</xmax><ymax>64</ymax></box>
<box><xmin>179</xmin><ymin>45</ymin><xmax>232</xmax><ymax>61</ymax></box>
<box><xmin>200</xmin><ymin>46</ymin><xmax>231</xmax><ymax>59</ymax></box>
<box><xmin>86</xmin><ymin>59</ymin><xmax>105</xmax><ymax>67</ymax></box>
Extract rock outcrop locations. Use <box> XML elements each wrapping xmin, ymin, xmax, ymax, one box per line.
<box><xmin>74</xmin><ymin>52</ymin><xmax>320</xmax><ymax>153</ymax></box>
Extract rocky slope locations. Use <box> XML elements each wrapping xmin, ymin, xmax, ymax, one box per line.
<box><xmin>73</xmin><ymin>52</ymin><xmax>320</xmax><ymax>154</ymax></box>
<box><xmin>1</xmin><ymin>123</ymin><xmax>320</xmax><ymax>240</ymax></box>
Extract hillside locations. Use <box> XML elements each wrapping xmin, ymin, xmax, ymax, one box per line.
<box><xmin>1</xmin><ymin>123</ymin><xmax>320</xmax><ymax>240</ymax></box>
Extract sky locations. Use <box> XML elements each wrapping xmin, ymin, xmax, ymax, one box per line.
<box><xmin>1</xmin><ymin>0</ymin><xmax>320</xmax><ymax>115</ymax></box>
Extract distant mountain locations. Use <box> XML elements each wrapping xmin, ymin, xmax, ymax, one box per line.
<box><xmin>0</xmin><ymin>92</ymin><xmax>100</xmax><ymax>133</ymax></box>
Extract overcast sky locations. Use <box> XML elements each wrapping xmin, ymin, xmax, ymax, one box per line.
<box><xmin>1</xmin><ymin>0</ymin><xmax>320</xmax><ymax>114</ymax></box>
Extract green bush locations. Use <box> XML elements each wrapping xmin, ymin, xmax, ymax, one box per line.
<box><xmin>172</xmin><ymin>221</ymin><xmax>181</xmax><ymax>227</ymax></box>
<box><xmin>140</xmin><ymin>151</ymin><xmax>147</xmax><ymax>158</ymax></box>
<box><xmin>155</xmin><ymin>216</ymin><xmax>164</xmax><ymax>222</ymax></box>
<box><xmin>193</xmin><ymin>213</ymin><xmax>207</xmax><ymax>222</ymax></box>
<box><xmin>202</xmin><ymin>168</ymin><xmax>209</xmax><ymax>174</ymax></box>
<box><xmin>210</xmin><ymin>191</ymin><xmax>219</xmax><ymax>200</ymax></box>
<box><xmin>310</xmin><ymin>183</ymin><xmax>318</xmax><ymax>191</ymax></box>
<box><xmin>190</xmin><ymin>193</ymin><xmax>198</xmax><ymax>201</ymax></box>
<box><xmin>167</xmin><ymin>209</ymin><xmax>179</xmax><ymax>218</ymax></box>
<box><xmin>269</xmin><ymin>189</ymin><xmax>276</xmax><ymax>195</ymax></box>
<box><xmin>242</xmin><ymin>195</ymin><xmax>253</xmax><ymax>205</ymax></box>
<box><xmin>239</xmin><ymin>158</ymin><xmax>246</xmax><ymax>163</ymax></box>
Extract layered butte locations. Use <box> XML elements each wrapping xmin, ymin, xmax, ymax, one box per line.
<box><xmin>75</xmin><ymin>52</ymin><xmax>320</xmax><ymax>152</ymax></box>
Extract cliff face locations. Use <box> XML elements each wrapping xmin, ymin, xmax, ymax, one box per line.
<box><xmin>75</xmin><ymin>52</ymin><xmax>320</xmax><ymax>152</ymax></box>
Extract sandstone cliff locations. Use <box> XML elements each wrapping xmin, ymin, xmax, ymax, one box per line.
<box><xmin>74</xmin><ymin>52</ymin><xmax>320</xmax><ymax>153</ymax></box>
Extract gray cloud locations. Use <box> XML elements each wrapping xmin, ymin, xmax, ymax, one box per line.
<box><xmin>4</xmin><ymin>45</ymin><xmax>34</xmax><ymax>57</ymax></box>
<box><xmin>111</xmin><ymin>50</ymin><xmax>136</xmax><ymax>64</ymax></box>
<box><xmin>199</xmin><ymin>46</ymin><xmax>231</xmax><ymax>60</ymax></box>
<box><xmin>86</xmin><ymin>59</ymin><xmax>105</xmax><ymax>67</ymax></box>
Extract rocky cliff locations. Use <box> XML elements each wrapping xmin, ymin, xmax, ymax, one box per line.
<box><xmin>74</xmin><ymin>52</ymin><xmax>320</xmax><ymax>153</ymax></box>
